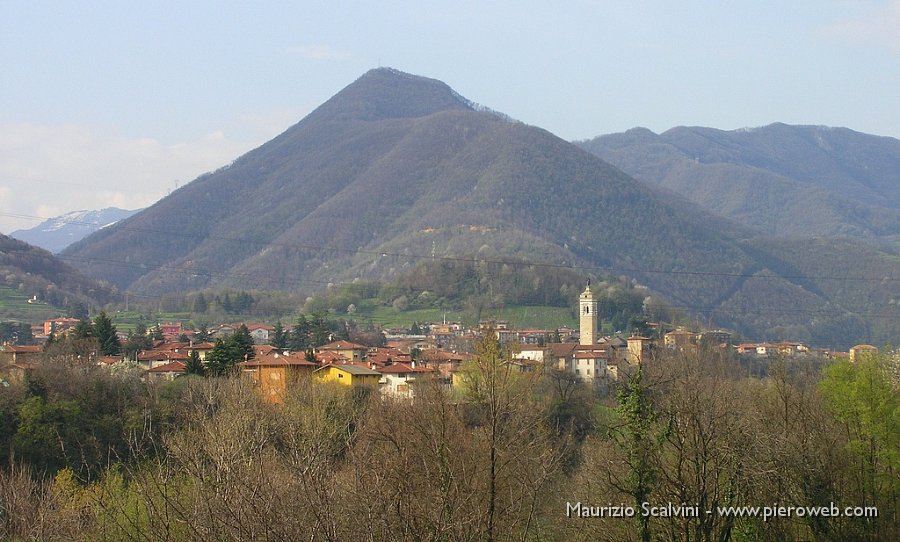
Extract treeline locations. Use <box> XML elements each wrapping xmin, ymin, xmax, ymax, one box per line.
<box><xmin>0</xmin><ymin>321</ymin><xmax>34</xmax><ymax>345</ymax></box>
<box><xmin>1</xmin><ymin>340</ymin><xmax>897</xmax><ymax>541</ymax></box>
<box><xmin>126</xmin><ymin>289</ymin><xmax>307</xmax><ymax>320</ymax></box>
<box><xmin>298</xmin><ymin>262</ymin><xmax>656</xmax><ymax>327</ymax></box>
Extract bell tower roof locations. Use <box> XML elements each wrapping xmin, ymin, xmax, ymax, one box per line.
<box><xmin>580</xmin><ymin>282</ymin><xmax>594</xmax><ymax>298</ymax></box>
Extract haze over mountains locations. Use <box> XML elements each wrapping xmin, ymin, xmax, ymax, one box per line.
<box><xmin>62</xmin><ymin>68</ymin><xmax>900</xmax><ymax>348</ymax></box>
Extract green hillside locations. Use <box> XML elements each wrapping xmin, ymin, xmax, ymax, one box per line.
<box><xmin>578</xmin><ymin>124</ymin><xmax>900</xmax><ymax>242</ymax></box>
<box><xmin>0</xmin><ymin>285</ymin><xmax>64</xmax><ymax>321</ymax></box>
<box><xmin>0</xmin><ymin>233</ymin><xmax>117</xmax><ymax>320</ymax></box>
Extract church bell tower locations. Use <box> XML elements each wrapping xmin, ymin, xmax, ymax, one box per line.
<box><xmin>579</xmin><ymin>282</ymin><xmax>597</xmax><ymax>346</ymax></box>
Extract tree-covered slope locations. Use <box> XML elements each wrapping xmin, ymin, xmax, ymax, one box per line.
<box><xmin>578</xmin><ymin>124</ymin><xmax>900</xmax><ymax>242</ymax></box>
<box><xmin>0</xmin><ymin>233</ymin><xmax>117</xmax><ymax>314</ymax></box>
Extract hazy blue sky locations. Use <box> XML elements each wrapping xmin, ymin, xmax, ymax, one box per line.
<box><xmin>2</xmin><ymin>0</ymin><xmax>899</xmax><ymax>233</ymax></box>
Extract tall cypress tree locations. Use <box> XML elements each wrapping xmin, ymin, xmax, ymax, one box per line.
<box><xmin>271</xmin><ymin>321</ymin><xmax>289</xmax><ymax>350</ymax></box>
<box><xmin>205</xmin><ymin>338</ymin><xmax>231</xmax><ymax>377</ymax></box>
<box><xmin>230</xmin><ymin>324</ymin><xmax>255</xmax><ymax>362</ymax></box>
<box><xmin>290</xmin><ymin>314</ymin><xmax>310</xmax><ymax>351</ymax></box>
<box><xmin>93</xmin><ymin>311</ymin><xmax>120</xmax><ymax>356</ymax></box>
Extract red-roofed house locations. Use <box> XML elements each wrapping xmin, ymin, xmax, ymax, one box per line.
<box><xmin>365</xmin><ymin>347</ymin><xmax>412</xmax><ymax>367</ymax></box>
<box><xmin>317</xmin><ymin>340</ymin><xmax>368</xmax><ymax>361</ymax></box>
<box><xmin>419</xmin><ymin>349</ymin><xmax>468</xmax><ymax>381</ymax></box>
<box><xmin>146</xmin><ymin>361</ymin><xmax>186</xmax><ymax>381</ymax></box>
<box><xmin>137</xmin><ymin>350</ymin><xmax>189</xmax><ymax>371</ymax></box>
<box><xmin>186</xmin><ymin>342</ymin><xmax>215</xmax><ymax>361</ymax></box>
<box><xmin>159</xmin><ymin>322</ymin><xmax>183</xmax><ymax>336</ymax></box>
<box><xmin>315</xmin><ymin>351</ymin><xmax>349</xmax><ymax>365</ymax></box>
<box><xmin>43</xmin><ymin>317</ymin><xmax>81</xmax><ymax>337</ymax></box>
<box><xmin>0</xmin><ymin>344</ymin><xmax>43</xmax><ymax>365</ymax></box>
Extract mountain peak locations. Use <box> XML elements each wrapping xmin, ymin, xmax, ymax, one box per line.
<box><xmin>305</xmin><ymin>67</ymin><xmax>474</xmax><ymax>123</ymax></box>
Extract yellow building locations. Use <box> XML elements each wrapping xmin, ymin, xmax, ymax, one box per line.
<box><xmin>627</xmin><ymin>336</ymin><xmax>653</xmax><ymax>365</ymax></box>
<box><xmin>314</xmin><ymin>363</ymin><xmax>382</xmax><ymax>387</ymax></box>
<box><xmin>849</xmin><ymin>344</ymin><xmax>879</xmax><ymax>363</ymax></box>
<box><xmin>240</xmin><ymin>353</ymin><xmax>318</xmax><ymax>404</ymax></box>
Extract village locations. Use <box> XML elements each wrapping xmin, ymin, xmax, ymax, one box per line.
<box><xmin>1</xmin><ymin>285</ymin><xmax>881</xmax><ymax>404</ymax></box>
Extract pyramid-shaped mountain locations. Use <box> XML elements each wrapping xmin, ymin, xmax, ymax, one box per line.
<box><xmin>64</xmin><ymin>68</ymin><xmax>900</xmax><ymax>346</ymax></box>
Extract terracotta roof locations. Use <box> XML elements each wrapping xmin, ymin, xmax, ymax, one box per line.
<box><xmin>158</xmin><ymin>342</ymin><xmax>190</xmax><ymax>351</ymax></box>
<box><xmin>546</xmin><ymin>343</ymin><xmax>577</xmax><ymax>357</ymax></box>
<box><xmin>365</xmin><ymin>351</ymin><xmax>412</xmax><ymax>365</ymax></box>
<box><xmin>367</xmin><ymin>346</ymin><xmax>407</xmax><ymax>356</ymax></box>
<box><xmin>316</xmin><ymin>351</ymin><xmax>349</xmax><ymax>364</ymax></box>
<box><xmin>97</xmin><ymin>355</ymin><xmax>122</xmax><ymax>366</ymax></box>
<box><xmin>138</xmin><ymin>350</ymin><xmax>189</xmax><ymax>361</ymax></box>
<box><xmin>253</xmin><ymin>345</ymin><xmax>276</xmax><ymax>356</ymax></box>
<box><xmin>187</xmin><ymin>342</ymin><xmax>215</xmax><ymax>349</ymax></box>
<box><xmin>319</xmin><ymin>340</ymin><xmax>367</xmax><ymax>350</ymax></box>
<box><xmin>1</xmin><ymin>345</ymin><xmax>43</xmax><ymax>353</ymax></box>
<box><xmin>574</xmin><ymin>351</ymin><xmax>609</xmax><ymax>360</ymax></box>
<box><xmin>147</xmin><ymin>361</ymin><xmax>186</xmax><ymax>373</ymax></box>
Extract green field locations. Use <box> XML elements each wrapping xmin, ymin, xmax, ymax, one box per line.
<box><xmin>0</xmin><ymin>285</ymin><xmax>65</xmax><ymax>321</ymax></box>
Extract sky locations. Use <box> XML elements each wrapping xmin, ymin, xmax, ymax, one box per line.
<box><xmin>1</xmin><ymin>0</ymin><xmax>899</xmax><ymax>234</ymax></box>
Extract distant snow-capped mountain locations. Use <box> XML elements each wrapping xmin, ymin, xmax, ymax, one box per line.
<box><xmin>10</xmin><ymin>207</ymin><xmax>139</xmax><ymax>253</ymax></box>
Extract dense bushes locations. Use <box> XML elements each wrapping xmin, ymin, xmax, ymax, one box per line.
<box><xmin>1</xmin><ymin>345</ymin><xmax>897</xmax><ymax>540</ymax></box>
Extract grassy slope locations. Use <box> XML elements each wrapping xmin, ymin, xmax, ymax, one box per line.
<box><xmin>0</xmin><ymin>285</ymin><xmax>65</xmax><ymax>321</ymax></box>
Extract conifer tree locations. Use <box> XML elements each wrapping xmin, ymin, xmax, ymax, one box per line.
<box><xmin>271</xmin><ymin>321</ymin><xmax>289</xmax><ymax>350</ymax></box>
<box><xmin>92</xmin><ymin>311</ymin><xmax>120</xmax><ymax>356</ymax></box>
<box><xmin>185</xmin><ymin>350</ymin><xmax>205</xmax><ymax>376</ymax></box>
